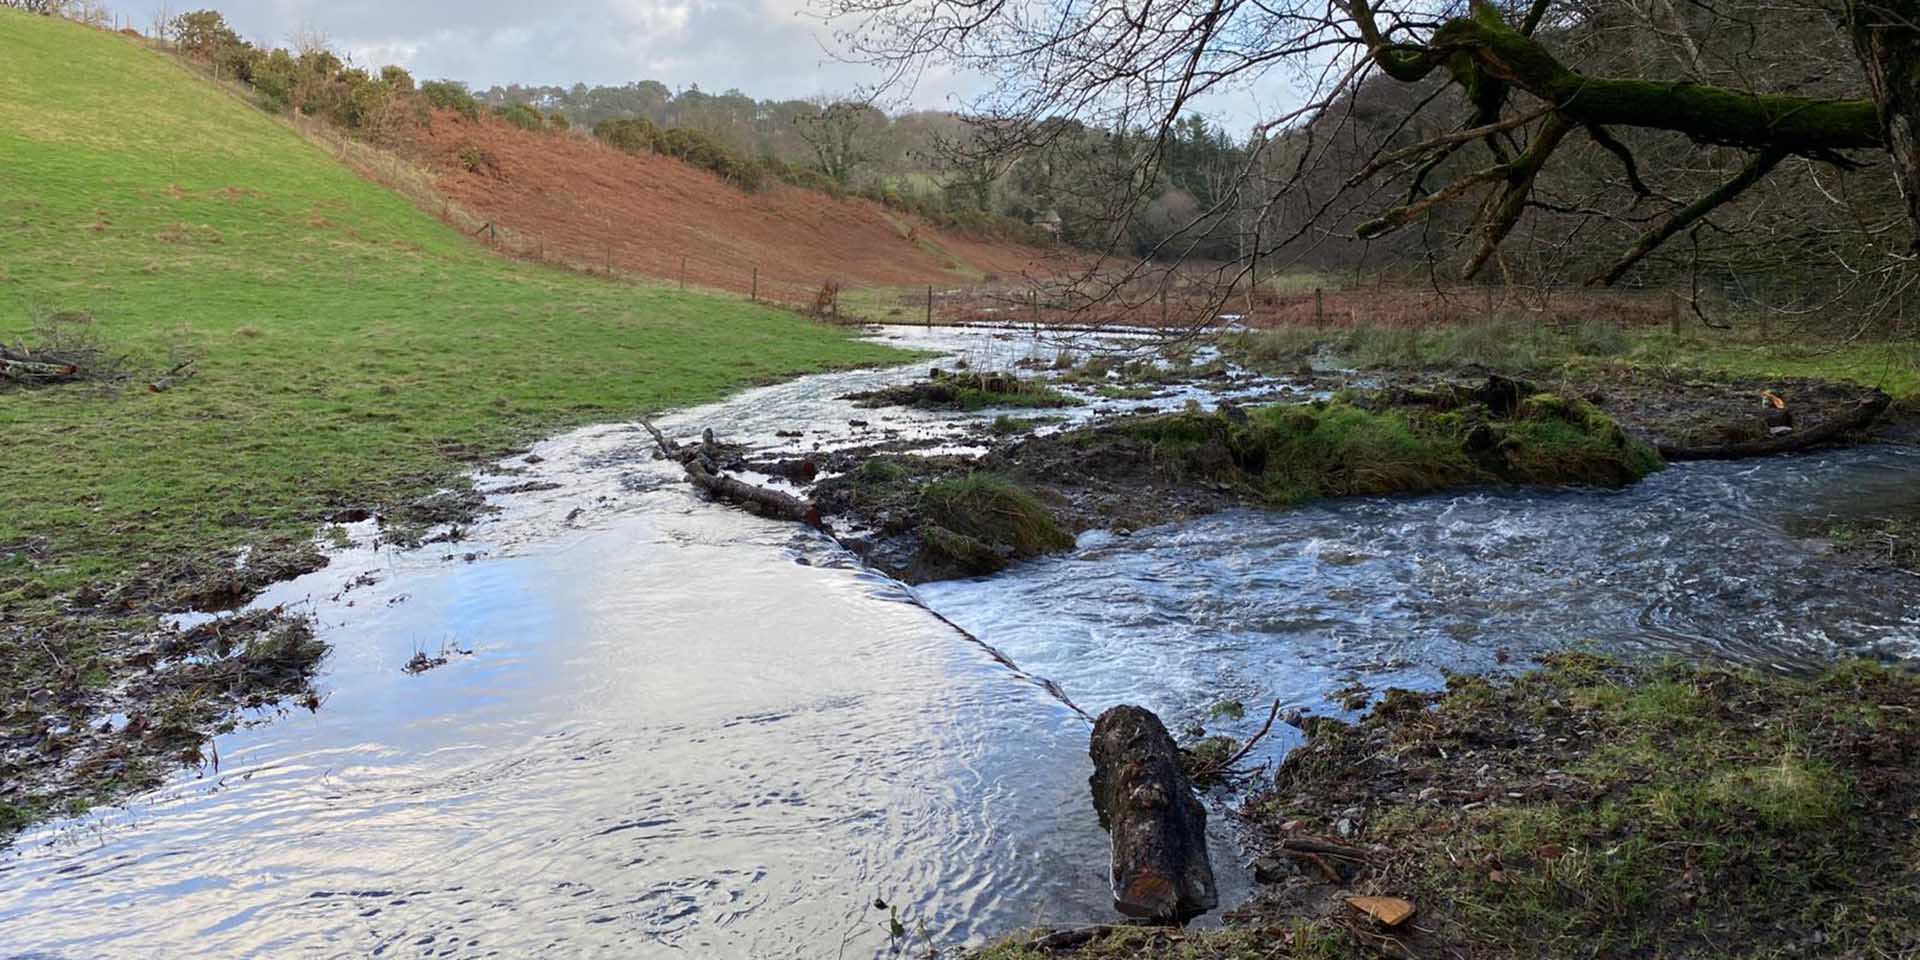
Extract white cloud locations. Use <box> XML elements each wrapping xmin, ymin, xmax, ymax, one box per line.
<box><xmin>113</xmin><ymin>0</ymin><xmax>1287</xmax><ymax>129</ymax></box>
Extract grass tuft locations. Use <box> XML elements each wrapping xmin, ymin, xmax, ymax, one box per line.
<box><xmin>917</xmin><ymin>472</ymin><xmax>1072</xmax><ymax>572</ymax></box>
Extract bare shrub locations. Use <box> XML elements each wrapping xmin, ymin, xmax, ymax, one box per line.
<box><xmin>1</xmin><ymin>309</ymin><xmax>202</xmax><ymax>394</ymax></box>
<box><xmin>811</xmin><ymin>280</ymin><xmax>843</xmax><ymax>320</ymax></box>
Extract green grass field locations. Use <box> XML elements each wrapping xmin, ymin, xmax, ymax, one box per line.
<box><xmin>1227</xmin><ymin>317</ymin><xmax>1920</xmax><ymax>401</ymax></box>
<box><xmin>0</xmin><ymin>10</ymin><xmax>905</xmax><ymax>590</ymax></box>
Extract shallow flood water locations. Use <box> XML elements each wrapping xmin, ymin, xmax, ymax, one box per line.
<box><xmin>921</xmin><ymin>445</ymin><xmax>1920</xmax><ymax>764</ymax></box>
<box><xmin>2</xmin><ymin>326</ymin><xmax>1917</xmax><ymax>957</ymax></box>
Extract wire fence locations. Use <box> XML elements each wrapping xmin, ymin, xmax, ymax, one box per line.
<box><xmin>456</xmin><ymin>215</ymin><xmax>1693</xmax><ymax>338</ymax></box>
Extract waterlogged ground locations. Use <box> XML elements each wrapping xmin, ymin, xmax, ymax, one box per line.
<box><xmin>2</xmin><ymin>326</ymin><xmax>1917</xmax><ymax>958</ymax></box>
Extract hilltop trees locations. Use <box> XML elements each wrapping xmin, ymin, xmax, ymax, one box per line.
<box><xmin>794</xmin><ymin>98</ymin><xmax>890</xmax><ymax>185</ymax></box>
<box><xmin>153</xmin><ymin>10</ymin><xmax>426</xmax><ymax>142</ymax></box>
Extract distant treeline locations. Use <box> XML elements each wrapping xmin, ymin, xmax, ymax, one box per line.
<box><xmin>486</xmin><ymin>82</ymin><xmax>1261</xmax><ymax>261</ymax></box>
<box><xmin>77</xmin><ymin>5</ymin><xmax>1260</xmax><ymax>258</ymax></box>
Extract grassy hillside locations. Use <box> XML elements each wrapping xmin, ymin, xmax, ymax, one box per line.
<box><xmin>0</xmin><ymin>9</ymin><xmax>908</xmax><ymax>834</ymax></box>
<box><xmin>0</xmin><ymin>10</ymin><xmax>901</xmax><ymax>589</ymax></box>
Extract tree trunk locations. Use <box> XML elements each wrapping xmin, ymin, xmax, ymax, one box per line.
<box><xmin>1850</xmin><ymin>0</ymin><xmax>1920</xmax><ymax>248</ymax></box>
<box><xmin>1088</xmin><ymin>705</ymin><xmax>1218</xmax><ymax>923</ymax></box>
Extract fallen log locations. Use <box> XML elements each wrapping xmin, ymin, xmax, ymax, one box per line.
<box><xmin>639</xmin><ymin>419</ymin><xmax>828</xmax><ymax>531</ymax></box>
<box><xmin>0</xmin><ymin>356</ymin><xmax>81</xmax><ymax>383</ymax></box>
<box><xmin>1657</xmin><ymin>392</ymin><xmax>1892</xmax><ymax>461</ymax></box>
<box><xmin>1089</xmin><ymin>704</ymin><xmax>1218</xmax><ymax>923</ymax></box>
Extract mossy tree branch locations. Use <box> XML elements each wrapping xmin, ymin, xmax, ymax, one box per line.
<box><xmin>1347</xmin><ymin>0</ymin><xmax>1890</xmax><ymax>278</ymax></box>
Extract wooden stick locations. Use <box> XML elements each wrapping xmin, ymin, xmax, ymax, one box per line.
<box><xmin>1281</xmin><ymin>836</ymin><xmax>1372</xmax><ymax>861</ymax></box>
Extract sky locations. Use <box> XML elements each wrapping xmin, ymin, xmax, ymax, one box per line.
<box><xmin>97</xmin><ymin>0</ymin><xmax>1303</xmax><ymax>133</ymax></box>
<box><xmin>119</xmin><ymin>0</ymin><xmax>982</xmax><ymax>108</ymax></box>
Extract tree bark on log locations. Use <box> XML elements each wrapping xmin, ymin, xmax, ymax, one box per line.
<box><xmin>0</xmin><ymin>356</ymin><xmax>80</xmax><ymax>383</ymax></box>
<box><xmin>1089</xmin><ymin>705</ymin><xmax>1218</xmax><ymax>923</ymax></box>
<box><xmin>640</xmin><ymin>419</ymin><xmax>829</xmax><ymax>530</ymax></box>
<box><xmin>1657</xmin><ymin>393</ymin><xmax>1892</xmax><ymax>462</ymax></box>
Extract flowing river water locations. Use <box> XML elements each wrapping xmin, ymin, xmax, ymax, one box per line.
<box><xmin>3</xmin><ymin>327</ymin><xmax>1917</xmax><ymax>958</ymax></box>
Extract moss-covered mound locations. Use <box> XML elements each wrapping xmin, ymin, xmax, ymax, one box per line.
<box><xmin>917</xmin><ymin>473</ymin><xmax>1075</xmax><ymax>576</ymax></box>
<box><xmin>846</xmin><ymin>369</ymin><xmax>1080</xmax><ymax>411</ymax></box>
<box><xmin>1119</xmin><ymin>381</ymin><xmax>1662</xmax><ymax>504</ymax></box>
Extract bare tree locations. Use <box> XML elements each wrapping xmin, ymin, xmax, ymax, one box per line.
<box><xmin>822</xmin><ymin>0</ymin><xmax>1920</xmax><ymax>326</ymax></box>
<box><xmin>287</xmin><ymin>19</ymin><xmax>330</xmax><ymax>58</ymax></box>
<box><xmin>148</xmin><ymin>2</ymin><xmax>174</xmax><ymax>39</ymax></box>
<box><xmin>1</xmin><ymin>0</ymin><xmax>76</xmax><ymax>15</ymax></box>
<box><xmin>794</xmin><ymin>96</ymin><xmax>889</xmax><ymax>185</ymax></box>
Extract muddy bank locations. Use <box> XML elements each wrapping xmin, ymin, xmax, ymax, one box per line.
<box><xmin>1</xmin><ymin>581</ymin><xmax>325</xmax><ymax>838</ymax></box>
<box><xmin>1</xmin><ymin>479</ymin><xmax>517</xmax><ymax>844</ymax></box>
<box><xmin>1511</xmin><ymin>366</ymin><xmax>1897</xmax><ymax>453</ymax></box>
<box><xmin>979</xmin><ymin>656</ymin><xmax>1920</xmax><ymax>959</ymax></box>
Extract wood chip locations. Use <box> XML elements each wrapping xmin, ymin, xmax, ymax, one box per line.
<box><xmin>1347</xmin><ymin>895</ymin><xmax>1416</xmax><ymax>927</ymax></box>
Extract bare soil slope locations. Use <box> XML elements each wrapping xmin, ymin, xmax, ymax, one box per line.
<box><xmin>411</xmin><ymin>114</ymin><xmax>1055</xmax><ymax>298</ymax></box>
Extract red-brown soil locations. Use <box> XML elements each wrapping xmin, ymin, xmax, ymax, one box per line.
<box><xmin>408</xmin><ymin>112</ymin><xmax>1060</xmax><ymax>300</ymax></box>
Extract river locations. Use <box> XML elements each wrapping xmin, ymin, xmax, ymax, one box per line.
<box><xmin>2</xmin><ymin>326</ymin><xmax>1914</xmax><ymax>958</ymax></box>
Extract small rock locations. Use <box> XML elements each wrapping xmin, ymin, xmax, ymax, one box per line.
<box><xmin>523</xmin><ymin>454</ymin><xmax>545</xmax><ymax>465</ymax></box>
<box><xmin>1252</xmin><ymin>855</ymin><xmax>1296</xmax><ymax>884</ymax></box>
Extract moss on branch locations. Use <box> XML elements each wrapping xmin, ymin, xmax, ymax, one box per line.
<box><xmin>1424</xmin><ymin>9</ymin><xmax>1881</xmax><ymax>152</ymax></box>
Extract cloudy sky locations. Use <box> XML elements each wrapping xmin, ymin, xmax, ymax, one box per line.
<box><xmin>128</xmin><ymin>0</ymin><xmax>981</xmax><ymax>107</ymax></box>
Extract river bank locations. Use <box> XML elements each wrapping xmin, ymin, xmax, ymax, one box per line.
<box><xmin>980</xmin><ymin>655</ymin><xmax>1920</xmax><ymax>960</ymax></box>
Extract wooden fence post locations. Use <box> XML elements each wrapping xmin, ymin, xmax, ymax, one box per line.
<box><xmin>1314</xmin><ymin>288</ymin><xmax>1324</xmax><ymax>325</ymax></box>
<box><xmin>752</xmin><ymin>267</ymin><xmax>759</xmax><ymax>301</ymax></box>
<box><xmin>926</xmin><ymin>285</ymin><xmax>934</xmax><ymax>327</ymax></box>
<box><xmin>1161</xmin><ymin>287</ymin><xmax>1168</xmax><ymax>326</ymax></box>
<box><xmin>1669</xmin><ymin>291</ymin><xmax>1681</xmax><ymax>336</ymax></box>
<box><xmin>1244</xmin><ymin>253</ymin><xmax>1257</xmax><ymax>323</ymax></box>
